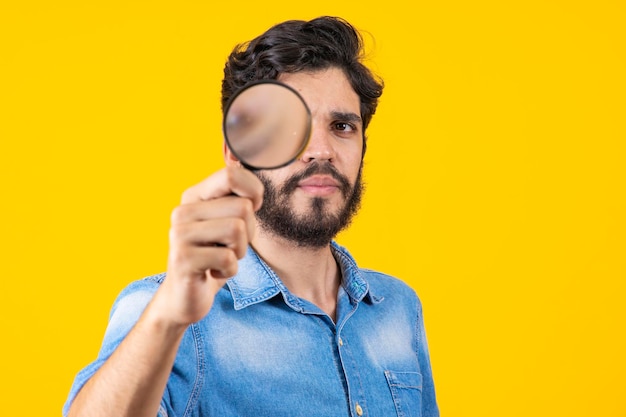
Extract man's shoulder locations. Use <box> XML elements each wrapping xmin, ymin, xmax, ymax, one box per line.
<box><xmin>359</xmin><ymin>268</ymin><xmax>418</xmax><ymax>297</ymax></box>
<box><xmin>107</xmin><ymin>273</ymin><xmax>165</xmax><ymax>317</ymax></box>
<box><xmin>115</xmin><ymin>272</ymin><xmax>165</xmax><ymax>297</ymax></box>
<box><xmin>331</xmin><ymin>241</ymin><xmax>421</xmax><ymax>301</ymax></box>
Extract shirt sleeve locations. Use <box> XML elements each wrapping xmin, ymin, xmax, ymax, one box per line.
<box><xmin>62</xmin><ymin>277</ymin><xmax>161</xmax><ymax>416</ymax></box>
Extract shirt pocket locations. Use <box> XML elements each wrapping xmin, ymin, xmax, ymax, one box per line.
<box><xmin>384</xmin><ymin>370</ymin><xmax>423</xmax><ymax>417</ymax></box>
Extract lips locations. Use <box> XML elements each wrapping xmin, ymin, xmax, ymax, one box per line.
<box><xmin>297</xmin><ymin>175</ymin><xmax>341</xmax><ymax>188</ymax></box>
<box><xmin>296</xmin><ymin>175</ymin><xmax>342</xmax><ymax>196</ymax></box>
<box><xmin>279</xmin><ymin>162</ymin><xmax>351</xmax><ymax>197</ymax></box>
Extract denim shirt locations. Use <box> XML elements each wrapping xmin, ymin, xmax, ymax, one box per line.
<box><xmin>64</xmin><ymin>242</ymin><xmax>439</xmax><ymax>417</ymax></box>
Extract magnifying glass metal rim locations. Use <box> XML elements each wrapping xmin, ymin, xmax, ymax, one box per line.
<box><xmin>222</xmin><ymin>79</ymin><xmax>312</xmax><ymax>170</ymax></box>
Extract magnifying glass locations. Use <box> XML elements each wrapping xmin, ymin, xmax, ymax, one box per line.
<box><xmin>223</xmin><ymin>80</ymin><xmax>312</xmax><ymax>170</ymax></box>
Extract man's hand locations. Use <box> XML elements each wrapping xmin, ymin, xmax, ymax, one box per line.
<box><xmin>67</xmin><ymin>166</ymin><xmax>263</xmax><ymax>417</ymax></box>
<box><xmin>152</xmin><ymin>165</ymin><xmax>264</xmax><ymax>327</ymax></box>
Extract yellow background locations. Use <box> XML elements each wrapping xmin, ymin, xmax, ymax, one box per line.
<box><xmin>1</xmin><ymin>1</ymin><xmax>624</xmax><ymax>416</ymax></box>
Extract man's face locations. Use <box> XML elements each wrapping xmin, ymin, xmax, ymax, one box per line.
<box><xmin>254</xmin><ymin>67</ymin><xmax>365</xmax><ymax>248</ymax></box>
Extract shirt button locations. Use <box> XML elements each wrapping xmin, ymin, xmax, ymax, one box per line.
<box><xmin>339</xmin><ymin>338</ymin><xmax>344</xmax><ymax>346</ymax></box>
<box><xmin>355</xmin><ymin>403</ymin><xmax>363</xmax><ymax>416</ymax></box>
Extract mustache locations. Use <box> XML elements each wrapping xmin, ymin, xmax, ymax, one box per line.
<box><xmin>282</xmin><ymin>162</ymin><xmax>352</xmax><ymax>196</ymax></box>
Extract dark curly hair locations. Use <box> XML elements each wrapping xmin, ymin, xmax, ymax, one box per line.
<box><xmin>221</xmin><ymin>16</ymin><xmax>384</xmax><ymax>152</ymax></box>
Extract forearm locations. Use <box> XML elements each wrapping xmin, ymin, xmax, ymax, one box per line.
<box><xmin>67</xmin><ymin>298</ymin><xmax>187</xmax><ymax>417</ymax></box>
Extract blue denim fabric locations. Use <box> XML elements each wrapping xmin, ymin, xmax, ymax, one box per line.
<box><xmin>64</xmin><ymin>242</ymin><xmax>439</xmax><ymax>417</ymax></box>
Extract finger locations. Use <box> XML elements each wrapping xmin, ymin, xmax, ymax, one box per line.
<box><xmin>172</xmin><ymin>197</ymin><xmax>254</xmax><ymax>223</ymax></box>
<box><xmin>181</xmin><ymin>166</ymin><xmax>264</xmax><ymax>210</ymax></box>
<box><xmin>171</xmin><ymin>197</ymin><xmax>256</xmax><ymax>241</ymax></box>
<box><xmin>169</xmin><ymin>244</ymin><xmax>239</xmax><ymax>280</ymax></box>
<box><xmin>170</xmin><ymin>218</ymin><xmax>248</xmax><ymax>259</ymax></box>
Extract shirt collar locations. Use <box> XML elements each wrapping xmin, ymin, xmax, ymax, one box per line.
<box><xmin>226</xmin><ymin>241</ymin><xmax>380</xmax><ymax>311</ymax></box>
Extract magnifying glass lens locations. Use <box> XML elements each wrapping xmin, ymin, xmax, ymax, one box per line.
<box><xmin>223</xmin><ymin>81</ymin><xmax>311</xmax><ymax>170</ymax></box>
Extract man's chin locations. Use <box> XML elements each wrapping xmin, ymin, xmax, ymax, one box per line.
<box><xmin>291</xmin><ymin>189</ymin><xmax>349</xmax><ymax>210</ymax></box>
<box><xmin>257</xmin><ymin>207</ymin><xmax>347</xmax><ymax>248</ymax></box>
<box><xmin>290</xmin><ymin>206</ymin><xmax>344</xmax><ymax>222</ymax></box>
<box><xmin>254</xmin><ymin>165</ymin><xmax>363</xmax><ymax>248</ymax></box>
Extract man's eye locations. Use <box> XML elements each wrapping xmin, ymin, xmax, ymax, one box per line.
<box><xmin>334</xmin><ymin>122</ymin><xmax>355</xmax><ymax>132</ymax></box>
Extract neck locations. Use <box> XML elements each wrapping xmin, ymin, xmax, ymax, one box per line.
<box><xmin>251</xmin><ymin>228</ymin><xmax>341</xmax><ymax>321</ymax></box>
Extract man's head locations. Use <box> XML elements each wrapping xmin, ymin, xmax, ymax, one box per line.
<box><xmin>221</xmin><ymin>16</ymin><xmax>383</xmax><ymax>151</ymax></box>
<box><xmin>221</xmin><ymin>17</ymin><xmax>384</xmax><ymax>248</ymax></box>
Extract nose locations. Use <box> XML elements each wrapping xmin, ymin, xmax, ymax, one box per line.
<box><xmin>299</xmin><ymin>123</ymin><xmax>336</xmax><ymax>163</ymax></box>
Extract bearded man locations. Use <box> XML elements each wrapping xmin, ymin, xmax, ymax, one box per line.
<box><xmin>64</xmin><ymin>16</ymin><xmax>439</xmax><ymax>417</ymax></box>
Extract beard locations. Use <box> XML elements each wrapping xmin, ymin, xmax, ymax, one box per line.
<box><xmin>254</xmin><ymin>161</ymin><xmax>364</xmax><ymax>248</ymax></box>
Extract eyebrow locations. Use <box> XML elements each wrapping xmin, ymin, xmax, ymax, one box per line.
<box><xmin>330</xmin><ymin>111</ymin><xmax>363</xmax><ymax>125</ymax></box>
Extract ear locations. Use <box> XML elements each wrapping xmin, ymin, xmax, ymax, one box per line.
<box><xmin>223</xmin><ymin>141</ymin><xmax>241</xmax><ymax>167</ymax></box>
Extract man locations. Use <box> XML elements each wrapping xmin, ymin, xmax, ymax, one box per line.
<box><xmin>64</xmin><ymin>16</ymin><xmax>439</xmax><ymax>417</ymax></box>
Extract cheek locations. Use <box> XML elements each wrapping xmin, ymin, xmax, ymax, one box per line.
<box><xmin>343</xmin><ymin>148</ymin><xmax>364</xmax><ymax>182</ymax></box>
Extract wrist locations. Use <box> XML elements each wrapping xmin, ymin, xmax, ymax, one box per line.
<box><xmin>142</xmin><ymin>291</ymin><xmax>191</xmax><ymax>339</ymax></box>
